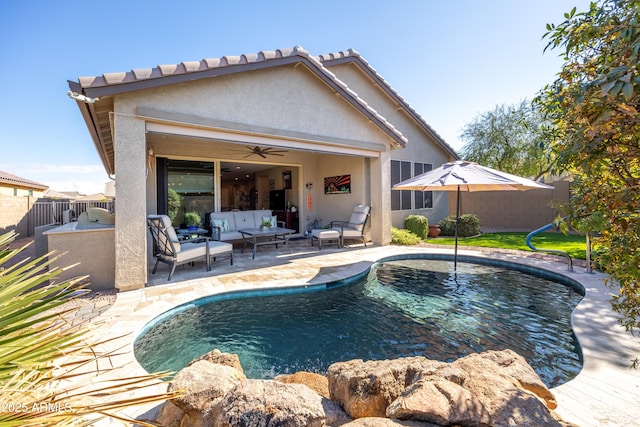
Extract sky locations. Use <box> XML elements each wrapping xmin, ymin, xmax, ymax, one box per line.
<box><xmin>0</xmin><ymin>0</ymin><xmax>591</xmax><ymax>195</ymax></box>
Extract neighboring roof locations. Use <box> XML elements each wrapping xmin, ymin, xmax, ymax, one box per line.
<box><xmin>44</xmin><ymin>189</ymin><xmax>76</xmax><ymax>199</ymax></box>
<box><xmin>0</xmin><ymin>171</ymin><xmax>48</xmax><ymax>190</ymax></box>
<box><xmin>317</xmin><ymin>49</ymin><xmax>459</xmax><ymax>160</ymax></box>
<box><xmin>68</xmin><ymin>46</ymin><xmax>411</xmax><ymax>175</ymax></box>
<box><xmin>77</xmin><ymin>192</ymin><xmax>111</xmax><ymax>201</ymax></box>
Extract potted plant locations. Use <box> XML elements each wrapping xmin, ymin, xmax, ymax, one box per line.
<box><xmin>184</xmin><ymin>211</ymin><xmax>201</xmax><ymax>231</ymax></box>
<box><xmin>260</xmin><ymin>218</ymin><xmax>272</xmax><ymax>230</ymax></box>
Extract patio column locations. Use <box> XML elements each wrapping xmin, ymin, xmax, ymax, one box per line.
<box><xmin>113</xmin><ymin>112</ymin><xmax>147</xmax><ymax>291</ymax></box>
<box><xmin>369</xmin><ymin>151</ymin><xmax>392</xmax><ymax>245</ymax></box>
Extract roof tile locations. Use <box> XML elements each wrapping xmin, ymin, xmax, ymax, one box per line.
<box><xmin>158</xmin><ymin>64</ymin><xmax>179</xmax><ymax>76</ymax></box>
<box><xmin>0</xmin><ymin>171</ymin><xmax>48</xmax><ymax>190</ymax></box>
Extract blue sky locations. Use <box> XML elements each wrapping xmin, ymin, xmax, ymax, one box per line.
<box><xmin>0</xmin><ymin>0</ymin><xmax>589</xmax><ymax>194</ymax></box>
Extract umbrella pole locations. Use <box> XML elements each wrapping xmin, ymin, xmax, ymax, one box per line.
<box><xmin>454</xmin><ymin>185</ymin><xmax>461</xmax><ymax>271</ymax></box>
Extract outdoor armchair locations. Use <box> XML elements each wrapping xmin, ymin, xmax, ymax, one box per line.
<box><xmin>147</xmin><ymin>214</ymin><xmax>233</xmax><ymax>280</ymax></box>
<box><xmin>330</xmin><ymin>205</ymin><xmax>371</xmax><ymax>247</ymax></box>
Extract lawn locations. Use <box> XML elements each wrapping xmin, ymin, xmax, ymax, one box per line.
<box><xmin>426</xmin><ymin>232</ymin><xmax>588</xmax><ymax>260</ymax></box>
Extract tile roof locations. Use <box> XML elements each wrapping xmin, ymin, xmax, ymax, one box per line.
<box><xmin>0</xmin><ymin>171</ymin><xmax>48</xmax><ymax>190</ymax></box>
<box><xmin>317</xmin><ymin>49</ymin><xmax>458</xmax><ymax>159</ymax></box>
<box><xmin>69</xmin><ymin>46</ymin><xmax>461</xmax><ymax>174</ymax></box>
<box><xmin>69</xmin><ymin>46</ymin><xmax>409</xmax><ymax>166</ymax></box>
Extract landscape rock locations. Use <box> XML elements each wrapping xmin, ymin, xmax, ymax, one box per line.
<box><xmin>154</xmin><ymin>399</ymin><xmax>185</xmax><ymax>427</ymax></box>
<box><xmin>168</xmin><ymin>360</ymin><xmax>245</xmax><ymax>426</ymax></box>
<box><xmin>386</xmin><ymin>376</ymin><xmax>491</xmax><ymax>425</ymax></box>
<box><xmin>188</xmin><ymin>348</ymin><xmax>245</xmax><ymax>376</ymax></box>
<box><xmin>156</xmin><ymin>349</ymin><xmax>571</xmax><ymax>427</ymax></box>
<box><xmin>327</xmin><ymin>357</ymin><xmax>444</xmax><ymax>418</ymax></box>
<box><xmin>449</xmin><ymin>350</ymin><xmax>562</xmax><ymax>427</ymax></box>
<box><xmin>341</xmin><ymin>417</ymin><xmax>439</xmax><ymax>426</ymax></box>
<box><xmin>452</xmin><ymin>348</ymin><xmax>557</xmax><ymax>409</ymax></box>
<box><xmin>213</xmin><ymin>379</ymin><xmax>351</xmax><ymax>427</ymax></box>
<box><xmin>275</xmin><ymin>371</ymin><xmax>331</xmax><ymax>398</ymax></box>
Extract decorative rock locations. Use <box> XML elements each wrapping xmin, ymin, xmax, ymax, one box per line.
<box><xmin>213</xmin><ymin>379</ymin><xmax>351</xmax><ymax>427</ymax></box>
<box><xmin>188</xmin><ymin>348</ymin><xmax>245</xmax><ymax>376</ymax></box>
<box><xmin>327</xmin><ymin>357</ymin><xmax>444</xmax><ymax>418</ymax></box>
<box><xmin>449</xmin><ymin>350</ymin><xmax>562</xmax><ymax>427</ymax></box>
<box><xmin>275</xmin><ymin>371</ymin><xmax>331</xmax><ymax>398</ymax></box>
<box><xmin>155</xmin><ymin>400</ymin><xmax>185</xmax><ymax>427</ymax></box>
<box><xmin>342</xmin><ymin>417</ymin><xmax>439</xmax><ymax>426</ymax></box>
<box><xmin>168</xmin><ymin>360</ymin><xmax>245</xmax><ymax>426</ymax></box>
<box><xmin>452</xmin><ymin>348</ymin><xmax>557</xmax><ymax>409</ymax></box>
<box><xmin>386</xmin><ymin>376</ymin><xmax>491</xmax><ymax>425</ymax></box>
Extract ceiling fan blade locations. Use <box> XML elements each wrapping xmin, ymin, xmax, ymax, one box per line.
<box><xmin>258</xmin><ymin>153</ymin><xmax>267</xmax><ymax>158</ymax></box>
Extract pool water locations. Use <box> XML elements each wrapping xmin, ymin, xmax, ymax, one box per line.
<box><xmin>134</xmin><ymin>259</ymin><xmax>584</xmax><ymax>387</ymax></box>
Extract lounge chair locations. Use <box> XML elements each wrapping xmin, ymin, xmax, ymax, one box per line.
<box><xmin>330</xmin><ymin>205</ymin><xmax>371</xmax><ymax>247</ymax></box>
<box><xmin>147</xmin><ymin>215</ymin><xmax>233</xmax><ymax>280</ymax></box>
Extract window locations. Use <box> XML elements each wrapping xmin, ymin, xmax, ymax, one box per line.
<box><xmin>391</xmin><ymin>160</ymin><xmax>412</xmax><ymax>211</ymax></box>
<box><xmin>414</xmin><ymin>163</ymin><xmax>433</xmax><ymax>209</ymax></box>
<box><xmin>13</xmin><ymin>188</ymin><xmax>17</xmax><ymax>196</ymax></box>
<box><xmin>28</xmin><ymin>190</ymin><xmax>33</xmax><ymax>197</ymax></box>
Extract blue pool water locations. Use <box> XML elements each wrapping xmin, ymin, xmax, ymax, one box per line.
<box><xmin>134</xmin><ymin>258</ymin><xmax>584</xmax><ymax>387</ymax></box>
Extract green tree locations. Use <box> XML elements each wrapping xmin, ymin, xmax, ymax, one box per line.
<box><xmin>459</xmin><ymin>100</ymin><xmax>552</xmax><ymax>180</ymax></box>
<box><xmin>167</xmin><ymin>188</ymin><xmax>182</xmax><ymax>223</ymax></box>
<box><xmin>537</xmin><ymin>0</ymin><xmax>640</xmax><ymax>362</ymax></box>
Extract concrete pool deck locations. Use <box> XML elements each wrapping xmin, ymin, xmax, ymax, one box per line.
<box><xmin>71</xmin><ymin>240</ymin><xmax>639</xmax><ymax>426</ymax></box>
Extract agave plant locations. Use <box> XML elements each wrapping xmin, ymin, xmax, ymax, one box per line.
<box><xmin>0</xmin><ymin>231</ymin><xmax>178</xmax><ymax>426</ymax></box>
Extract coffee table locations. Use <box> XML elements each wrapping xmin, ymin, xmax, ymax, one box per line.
<box><xmin>176</xmin><ymin>227</ymin><xmax>208</xmax><ymax>242</ymax></box>
<box><xmin>238</xmin><ymin>227</ymin><xmax>295</xmax><ymax>259</ymax></box>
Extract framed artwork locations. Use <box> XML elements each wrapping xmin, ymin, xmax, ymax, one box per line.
<box><xmin>283</xmin><ymin>170</ymin><xmax>292</xmax><ymax>189</ymax></box>
<box><xmin>324</xmin><ymin>175</ymin><xmax>351</xmax><ymax>194</ymax></box>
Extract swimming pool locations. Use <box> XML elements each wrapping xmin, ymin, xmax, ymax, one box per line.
<box><xmin>134</xmin><ymin>257</ymin><xmax>584</xmax><ymax>387</ymax></box>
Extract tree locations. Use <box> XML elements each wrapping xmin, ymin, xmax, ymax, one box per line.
<box><xmin>537</xmin><ymin>0</ymin><xmax>640</xmax><ymax>363</ymax></box>
<box><xmin>459</xmin><ymin>100</ymin><xmax>552</xmax><ymax>180</ymax></box>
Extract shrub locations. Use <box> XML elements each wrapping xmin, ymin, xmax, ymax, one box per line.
<box><xmin>184</xmin><ymin>211</ymin><xmax>202</xmax><ymax>226</ymax></box>
<box><xmin>391</xmin><ymin>227</ymin><xmax>422</xmax><ymax>245</ymax></box>
<box><xmin>404</xmin><ymin>215</ymin><xmax>429</xmax><ymax>240</ymax></box>
<box><xmin>438</xmin><ymin>214</ymin><xmax>481</xmax><ymax>237</ymax></box>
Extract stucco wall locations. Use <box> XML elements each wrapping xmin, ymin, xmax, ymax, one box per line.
<box><xmin>450</xmin><ymin>179</ymin><xmax>571</xmax><ymax>232</ymax></box>
<box><xmin>44</xmin><ymin>224</ymin><xmax>115</xmax><ymax>291</ymax></box>
<box><xmin>126</xmin><ymin>65</ymin><xmax>391</xmax><ymax>146</ymax></box>
<box><xmin>327</xmin><ymin>63</ymin><xmax>454</xmax><ymax>229</ymax></box>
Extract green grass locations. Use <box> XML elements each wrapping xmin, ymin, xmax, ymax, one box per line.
<box><xmin>426</xmin><ymin>232</ymin><xmax>588</xmax><ymax>260</ymax></box>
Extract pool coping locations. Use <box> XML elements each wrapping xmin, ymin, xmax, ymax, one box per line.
<box><xmin>86</xmin><ymin>244</ymin><xmax>640</xmax><ymax>427</ymax></box>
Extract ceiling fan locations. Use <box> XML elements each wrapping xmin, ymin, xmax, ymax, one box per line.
<box><xmin>243</xmin><ymin>146</ymin><xmax>288</xmax><ymax>158</ymax></box>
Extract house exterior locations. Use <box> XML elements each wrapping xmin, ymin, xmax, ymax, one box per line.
<box><xmin>68</xmin><ymin>46</ymin><xmax>458</xmax><ymax>291</ymax></box>
<box><xmin>0</xmin><ymin>171</ymin><xmax>48</xmax><ymax>198</ymax></box>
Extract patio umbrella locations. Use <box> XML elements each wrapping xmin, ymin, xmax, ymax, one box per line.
<box><xmin>392</xmin><ymin>160</ymin><xmax>554</xmax><ymax>270</ymax></box>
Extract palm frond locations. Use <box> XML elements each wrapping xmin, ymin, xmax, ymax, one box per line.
<box><xmin>0</xmin><ymin>231</ymin><xmax>180</xmax><ymax>425</ymax></box>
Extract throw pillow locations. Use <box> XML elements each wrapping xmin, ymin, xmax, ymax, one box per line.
<box><xmin>212</xmin><ymin>218</ymin><xmax>230</xmax><ymax>232</ymax></box>
<box><xmin>262</xmin><ymin>215</ymin><xmax>277</xmax><ymax>227</ymax></box>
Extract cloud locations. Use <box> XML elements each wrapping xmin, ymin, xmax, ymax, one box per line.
<box><xmin>0</xmin><ymin>163</ymin><xmax>111</xmax><ymax>195</ymax></box>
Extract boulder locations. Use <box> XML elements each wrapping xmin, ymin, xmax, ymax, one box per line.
<box><xmin>168</xmin><ymin>360</ymin><xmax>245</xmax><ymax>426</ymax></box>
<box><xmin>213</xmin><ymin>379</ymin><xmax>351</xmax><ymax>427</ymax></box>
<box><xmin>275</xmin><ymin>371</ymin><xmax>331</xmax><ymax>398</ymax></box>
<box><xmin>452</xmin><ymin>348</ymin><xmax>557</xmax><ymax>409</ymax></box>
<box><xmin>188</xmin><ymin>348</ymin><xmax>245</xmax><ymax>376</ymax></box>
<box><xmin>327</xmin><ymin>357</ymin><xmax>444</xmax><ymax>418</ymax></box>
<box><xmin>155</xmin><ymin>400</ymin><xmax>185</xmax><ymax>427</ymax></box>
<box><xmin>449</xmin><ymin>350</ymin><xmax>562</xmax><ymax>427</ymax></box>
<box><xmin>341</xmin><ymin>417</ymin><xmax>439</xmax><ymax>426</ymax></box>
<box><xmin>386</xmin><ymin>376</ymin><xmax>491</xmax><ymax>425</ymax></box>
